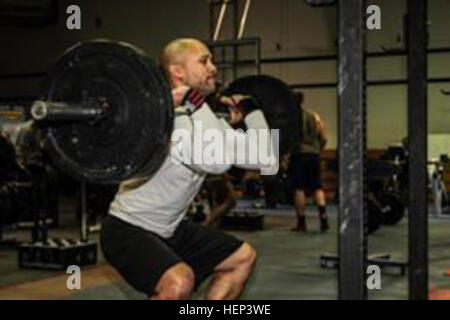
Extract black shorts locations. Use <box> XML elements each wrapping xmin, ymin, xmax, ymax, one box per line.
<box><xmin>288</xmin><ymin>152</ymin><xmax>323</xmax><ymax>193</ymax></box>
<box><xmin>100</xmin><ymin>215</ymin><xmax>244</xmax><ymax>296</ymax></box>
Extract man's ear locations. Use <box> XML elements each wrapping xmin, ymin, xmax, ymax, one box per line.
<box><xmin>169</xmin><ymin>63</ymin><xmax>184</xmax><ymax>83</ymax></box>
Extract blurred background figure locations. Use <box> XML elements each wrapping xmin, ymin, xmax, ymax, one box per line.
<box><xmin>288</xmin><ymin>92</ymin><xmax>329</xmax><ymax>232</ymax></box>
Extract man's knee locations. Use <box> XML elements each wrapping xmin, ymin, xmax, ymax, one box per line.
<box><xmin>226</xmin><ymin>243</ymin><xmax>257</xmax><ymax>287</ymax></box>
<box><xmin>154</xmin><ymin>263</ymin><xmax>195</xmax><ymax>300</ymax></box>
<box><xmin>236</xmin><ymin>243</ymin><xmax>258</xmax><ymax>274</ymax></box>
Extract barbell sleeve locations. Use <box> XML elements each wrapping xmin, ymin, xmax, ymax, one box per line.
<box><xmin>31</xmin><ymin>100</ymin><xmax>104</xmax><ymax>123</ymax></box>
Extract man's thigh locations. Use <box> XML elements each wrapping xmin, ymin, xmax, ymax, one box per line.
<box><xmin>100</xmin><ymin>215</ymin><xmax>181</xmax><ymax>295</ymax></box>
<box><xmin>168</xmin><ymin>220</ymin><xmax>244</xmax><ymax>287</ymax></box>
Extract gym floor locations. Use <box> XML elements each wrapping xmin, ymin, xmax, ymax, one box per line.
<box><xmin>0</xmin><ymin>197</ymin><xmax>449</xmax><ymax>300</ymax></box>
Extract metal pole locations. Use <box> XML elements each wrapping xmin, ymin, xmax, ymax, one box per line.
<box><xmin>238</xmin><ymin>0</ymin><xmax>251</xmax><ymax>39</ymax></box>
<box><xmin>232</xmin><ymin>0</ymin><xmax>239</xmax><ymax>80</ymax></box>
<box><xmin>338</xmin><ymin>0</ymin><xmax>367</xmax><ymax>300</ymax></box>
<box><xmin>407</xmin><ymin>0</ymin><xmax>428</xmax><ymax>300</ymax></box>
<box><xmin>213</xmin><ymin>0</ymin><xmax>229</xmax><ymax>41</ymax></box>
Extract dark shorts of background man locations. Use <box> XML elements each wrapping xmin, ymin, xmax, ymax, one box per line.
<box><xmin>288</xmin><ymin>152</ymin><xmax>323</xmax><ymax>194</ymax></box>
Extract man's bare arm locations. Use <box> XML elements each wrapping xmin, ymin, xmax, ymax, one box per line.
<box><xmin>314</xmin><ymin>112</ymin><xmax>327</xmax><ymax>150</ymax></box>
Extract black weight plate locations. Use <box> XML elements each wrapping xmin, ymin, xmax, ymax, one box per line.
<box><xmin>40</xmin><ymin>40</ymin><xmax>173</xmax><ymax>184</ymax></box>
<box><xmin>379</xmin><ymin>194</ymin><xmax>406</xmax><ymax>225</ymax></box>
<box><xmin>223</xmin><ymin>75</ymin><xmax>300</xmax><ymax>157</ymax></box>
<box><xmin>367</xmin><ymin>197</ymin><xmax>382</xmax><ymax>235</ymax></box>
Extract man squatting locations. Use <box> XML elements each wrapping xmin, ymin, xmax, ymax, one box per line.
<box><xmin>100</xmin><ymin>38</ymin><xmax>278</xmax><ymax>300</ymax></box>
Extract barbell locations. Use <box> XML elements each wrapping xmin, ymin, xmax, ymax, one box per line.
<box><xmin>31</xmin><ymin>39</ymin><xmax>300</xmax><ymax>184</ymax></box>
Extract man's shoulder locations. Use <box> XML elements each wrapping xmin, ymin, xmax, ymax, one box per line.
<box><xmin>304</xmin><ymin>109</ymin><xmax>321</xmax><ymax>122</ymax></box>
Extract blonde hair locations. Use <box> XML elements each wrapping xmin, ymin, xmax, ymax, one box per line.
<box><xmin>161</xmin><ymin>38</ymin><xmax>207</xmax><ymax>82</ymax></box>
